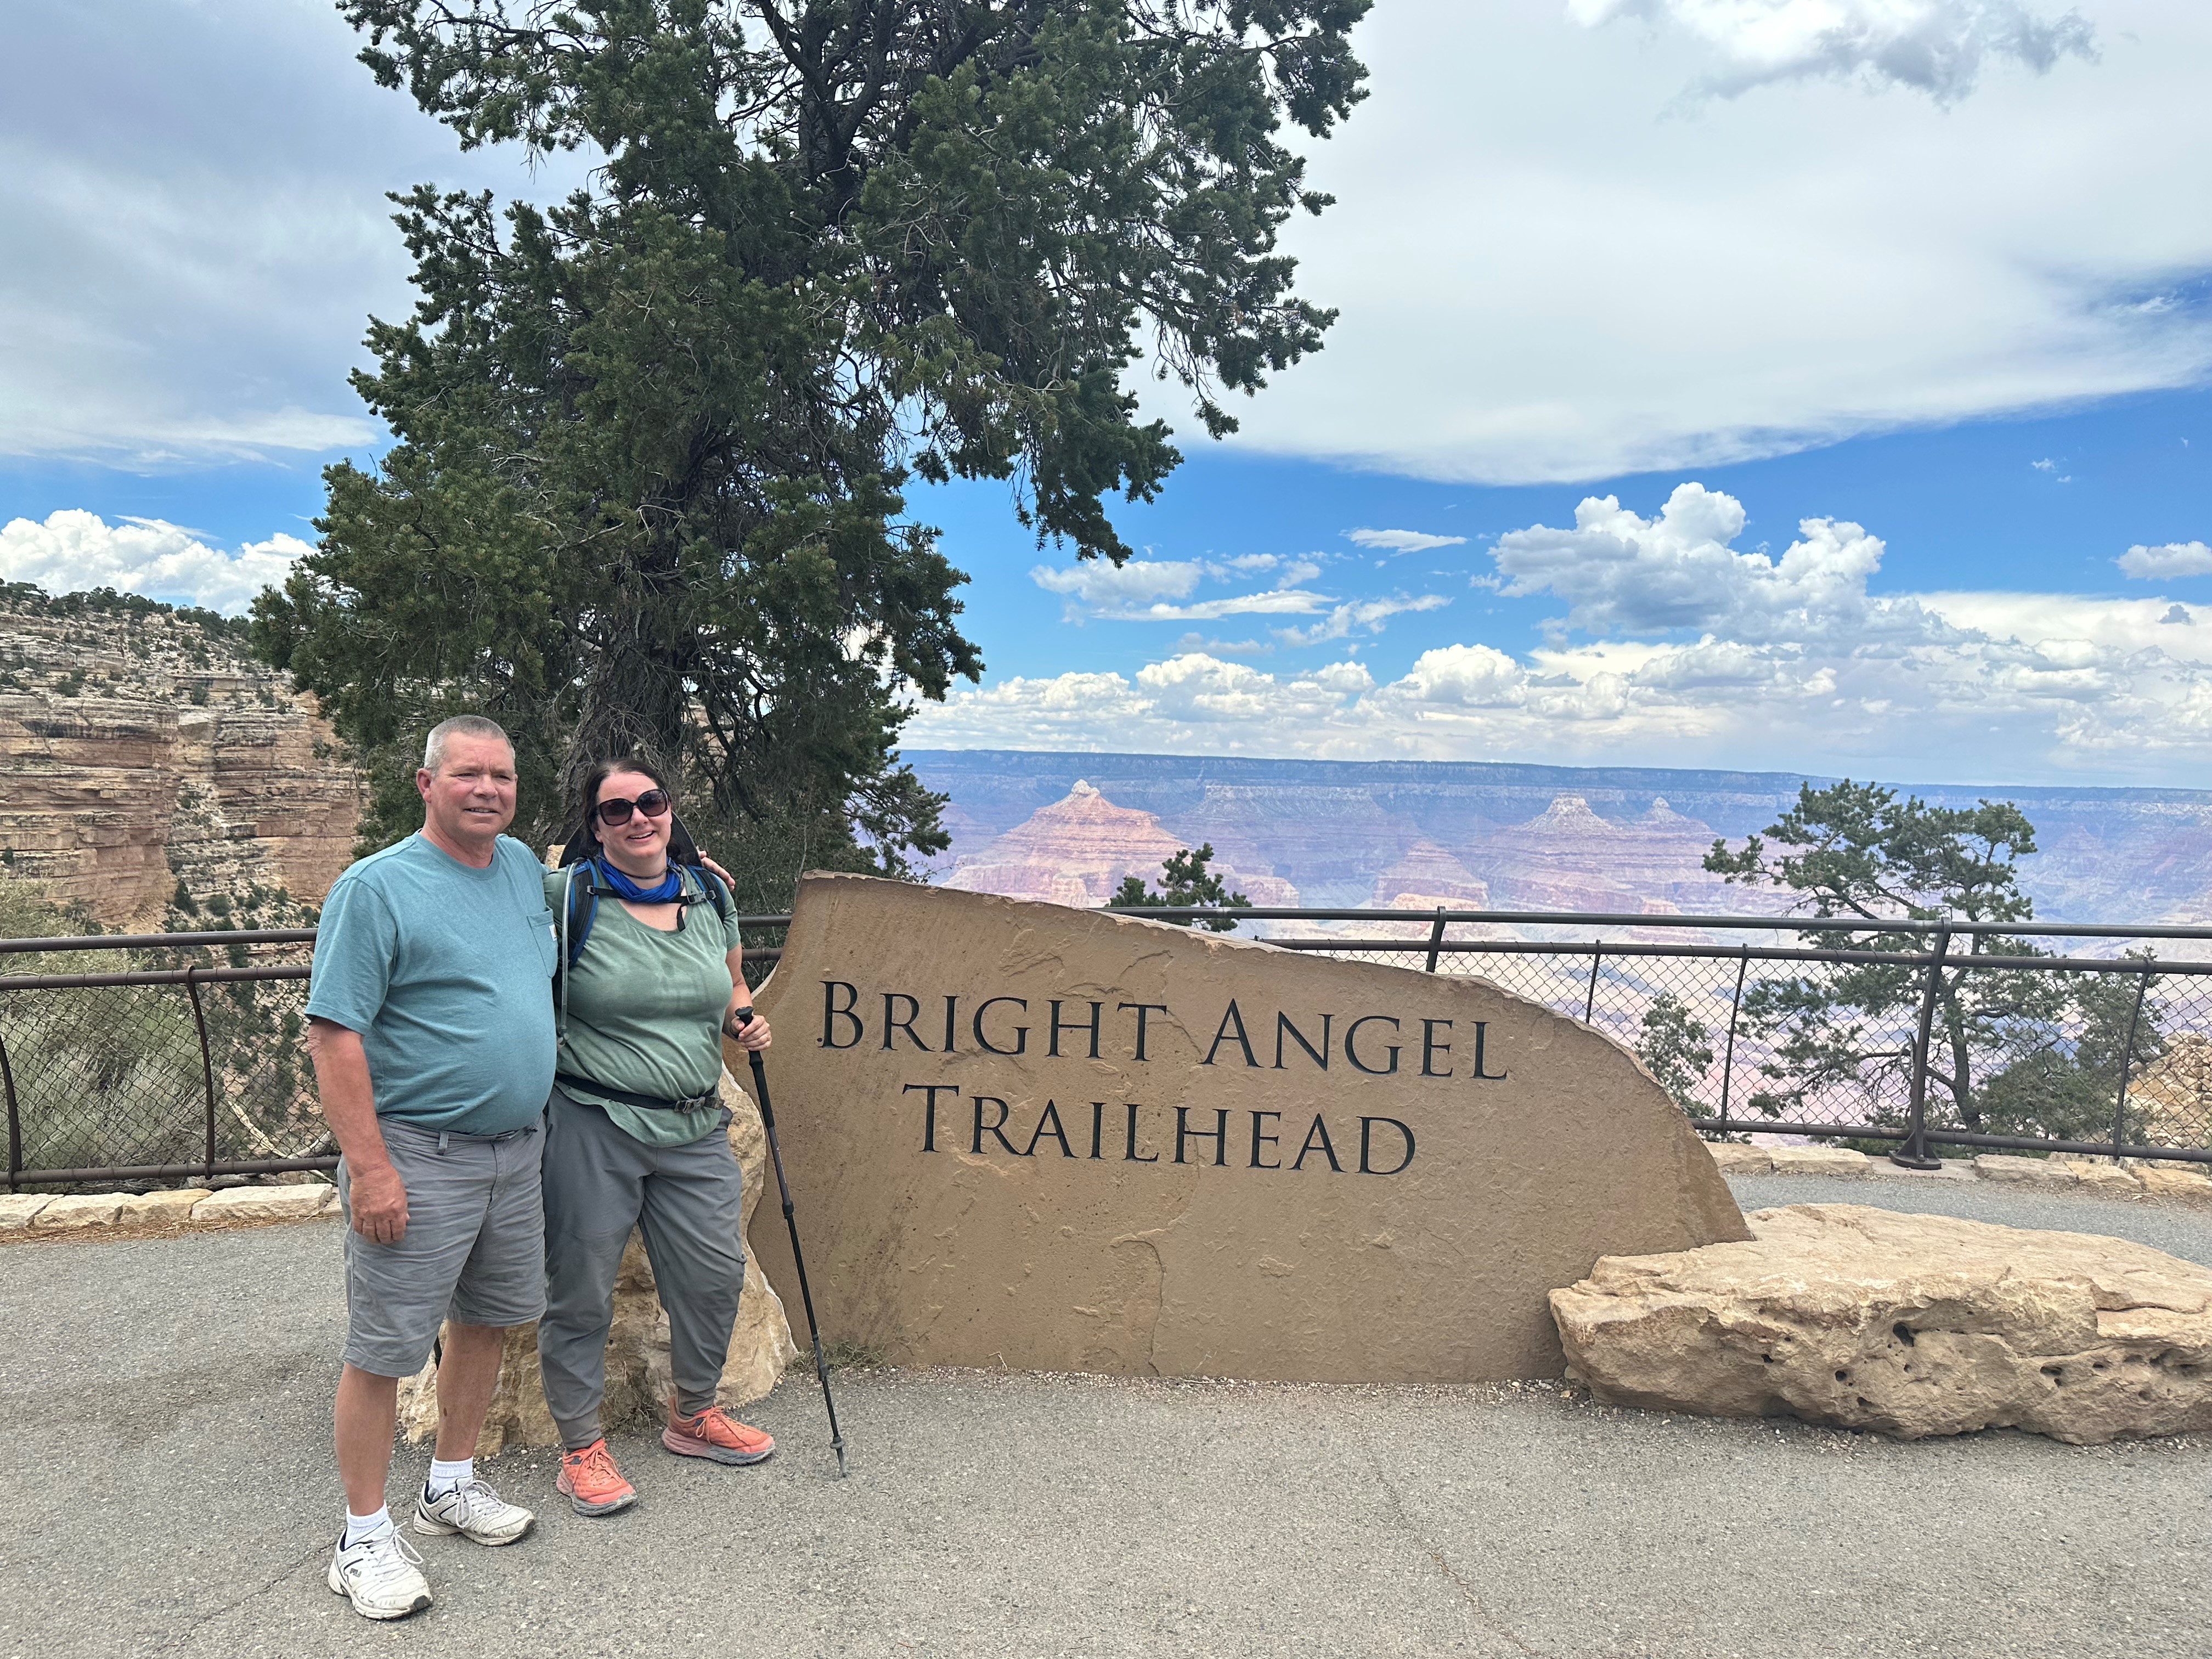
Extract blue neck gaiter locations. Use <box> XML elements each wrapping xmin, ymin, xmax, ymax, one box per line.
<box><xmin>594</xmin><ymin>856</ymin><xmax>682</xmax><ymax>902</ymax></box>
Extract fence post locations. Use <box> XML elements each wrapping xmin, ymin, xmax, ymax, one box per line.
<box><xmin>2112</xmin><ymin>961</ymin><xmax>2152</xmax><ymax>1161</ymax></box>
<box><xmin>1424</xmin><ymin>907</ymin><xmax>1447</xmax><ymax>974</ymax></box>
<box><xmin>1893</xmin><ymin>923</ymin><xmax>1951</xmax><ymax>1170</ymax></box>
<box><xmin>0</xmin><ymin>1013</ymin><xmax>19</xmax><ymax>1195</ymax></box>
<box><xmin>1584</xmin><ymin>943</ymin><xmax>1602</xmax><ymax>1024</ymax></box>
<box><xmin>1717</xmin><ymin>945</ymin><xmax>1748</xmax><ymax>1135</ymax></box>
<box><xmin>184</xmin><ymin>966</ymin><xmax>218</xmax><ymax>1184</ymax></box>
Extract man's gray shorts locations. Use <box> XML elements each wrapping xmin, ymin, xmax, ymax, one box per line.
<box><xmin>337</xmin><ymin>1114</ymin><xmax>546</xmax><ymax>1378</ymax></box>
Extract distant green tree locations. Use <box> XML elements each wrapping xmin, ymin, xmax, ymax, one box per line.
<box><xmin>1111</xmin><ymin>844</ymin><xmax>1251</xmax><ymax>932</ymax></box>
<box><xmin>1977</xmin><ymin>954</ymin><xmax>2166</xmax><ymax>1145</ymax></box>
<box><xmin>1636</xmin><ymin>991</ymin><xmax>1714</xmax><ymax>1116</ymax></box>
<box><xmin>253</xmin><ymin>0</ymin><xmax>1370</xmax><ymax>876</ymax></box>
<box><xmin>1705</xmin><ymin>780</ymin><xmax>2078</xmax><ymax>1133</ymax></box>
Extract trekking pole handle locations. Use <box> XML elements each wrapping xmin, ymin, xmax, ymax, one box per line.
<box><xmin>724</xmin><ymin>1005</ymin><xmax>757</xmax><ymax>1038</ymax></box>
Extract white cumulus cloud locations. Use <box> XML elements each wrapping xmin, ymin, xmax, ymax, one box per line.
<box><xmin>910</xmin><ymin>484</ymin><xmax>2212</xmax><ymax>783</ymax></box>
<box><xmin>1489</xmin><ymin>482</ymin><xmax>1893</xmax><ymax>642</ymax></box>
<box><xmin>2117</xmin><ymin>541</ymin><xmax>2212</xmax><ymax>579</ymax></box>
<box><xmin>0</xmin><ymin>509</ymin><xmax>308</xmax><ymax>614</ymax></box>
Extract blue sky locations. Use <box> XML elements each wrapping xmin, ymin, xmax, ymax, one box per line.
<box><xmin>5</xmin><ymin>0</ymin><xmax>2211</xmax><ymax>786</ymax></box>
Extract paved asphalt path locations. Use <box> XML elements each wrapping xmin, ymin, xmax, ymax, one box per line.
<box><xmin>3</xmin><ymin>1172</ymin><xmax>2207</xmax><ymax>1659</ymax></box>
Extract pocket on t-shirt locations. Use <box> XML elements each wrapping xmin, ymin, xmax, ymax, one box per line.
<box><xmin>532</xmin><ymin>909</ymin><xmax>560</xmax><ymax>978</ymax></box>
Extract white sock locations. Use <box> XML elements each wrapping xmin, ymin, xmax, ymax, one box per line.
<box><xmin>425</xmin><ymin>1456</ymin><xmax>474</xmax><ymax>1496</ymax></box>
<box><xmin>343</xmin><ymin>1506</ymin><xmax>393</xmax><ymax>1547</ymax></box>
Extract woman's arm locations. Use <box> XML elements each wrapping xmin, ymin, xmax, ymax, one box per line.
<box><xmin>697</xmin><ymin>855</ymin><xmax>770</xmax><ymax>1049</ymax></box>
<box><xmin>721</xmin><ymin>949</ymin><xmax>771</xmax><ymax>1051</ymax></box>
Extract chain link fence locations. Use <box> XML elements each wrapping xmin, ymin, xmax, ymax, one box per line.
<box><xmin>2</xmin><ymin>930</ymin><xmax>320</xmax><ymax>1189</ymax></box>
<box><xmin>1125</xmin><ymin>906</ymin><xmax>2212</xmax><ymax>1167</ymax></box>
<box><xmin>9</xmin><ymin>907</ymin><xmax>2212</xmax><ymax>1190</ymax></box>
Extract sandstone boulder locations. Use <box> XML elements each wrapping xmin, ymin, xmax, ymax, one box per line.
<box><xmin>2062</xmin><ymin>1161</ymin><xmax>2142</xmax><ymax>1197</ymax></box>
<box><xmin>1705</xmin><ymin>1143</ymin><xmax>1772</xmax><ymax>1175</ymax></box>
<box><xmin>2140</xmin><ymin>1166</ymin><xmax>2212</xmax><ymax>1206</ymax></box>
<box><xmin>398</xmin><ymin>1069</ymin><xmax>799</xmax><ymax>1456</ymax></box>
<box><xmin>1766</xmin><ymin>1146</ymin><xmax>1867</xmax><ymax>1177</ymax></box>
<box><xmin>121</xmin><ymin>1188</ymin><xmax>213</xmax><ymax>1224</ymax></box>
<box><xmin>33</xmin><ymin>1194</ymin><xmax>125</xmax><ymax>1229</ymax></box>
<box><xmin>0</xmin><ymin>1194</ymin><xmax>52</xmax><ymax>1231</ymax></box>
<box><xmin>748</xmin><ymin>874</ymin><xmax>1747</xmax><ymax>1383</ymax></box>
<box><xmin>1973</xmin><ymin>1154</ymin><xmax>2078</xmax><ymax>1188</ymax></box>
<box><xmin>190</xmin><ymin>1184</ymin><xmax>337</xmax><ymax>1224</ymax></box>
<box><xmin>1549</xmin><ymin>1203</ymin><xmax>2212</xmax><ymax>1444</ymax></box>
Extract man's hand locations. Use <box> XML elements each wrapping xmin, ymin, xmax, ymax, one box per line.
<box><xmin>698</xmin><ymin>852</ymin><xmax>736</xmax><ymax>890</ymax></box>
<box><xmin>347</xmin><ymin>1160</ymin><xmax>410</xmax><ymax>1244</ymax></box>
<box><xmin>305</xmin><ymin>1017</ymin><xmax>408</xmax><ymax>1244</ymax></box>
<box><xmin>724</xmin><ymin>1007</ymin><xmax>772</xmax><ymax>1052</ymax></box>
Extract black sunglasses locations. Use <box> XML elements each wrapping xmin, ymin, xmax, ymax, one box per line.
<box><xmin>593</xmin><ymin>788</ymin><xmax>672</xmax><ymax>827</ymax></box>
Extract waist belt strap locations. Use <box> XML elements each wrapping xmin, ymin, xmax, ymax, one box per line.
<box><xmin>557</xmin><ymin>1073</ymin><xmax>718</xmax><ymax>1114</ymax></box>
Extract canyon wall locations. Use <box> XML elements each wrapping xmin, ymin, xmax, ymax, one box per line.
<box><xmin>0</xmin><ymin>590</ymin><xmax>363</xmax><ymax>932</ymax></box>
<box><xmin>911</xmin><ymin>751</ymin><xmax>2212</xmax><ymax>929</ymax></box>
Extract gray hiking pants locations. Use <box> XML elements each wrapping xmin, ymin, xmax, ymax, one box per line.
<box><xmin>537</xmin><ymin>1085</ymin><xmax>747</xmax><ymax>1450</ymax></box>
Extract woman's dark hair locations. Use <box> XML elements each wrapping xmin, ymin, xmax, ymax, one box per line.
<box><xmin>556</xmin><ymin>754</ymin><xmax>703</xmax><ymax>870</ymax></box>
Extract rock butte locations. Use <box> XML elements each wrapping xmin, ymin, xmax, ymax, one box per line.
<box><xmin>746</xmin><ymin>873</ymin><xmax>1747</xmax><ymax>1383</ymax></box>
<box><xmin>942</xmin><ymin>779</ymin><xmax>1297</xmax><ymax>909</ymax></box>
<box><xmin>1550</xmin><ymin>1203</ymin><xmax>2212</xmax><ymax>1444</ymax></box>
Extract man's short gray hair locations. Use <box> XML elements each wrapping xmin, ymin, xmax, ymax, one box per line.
<box><xmin>422</xmin><ymin>715</ymin><xmax>514</xmax><ymax>772</ymax></box>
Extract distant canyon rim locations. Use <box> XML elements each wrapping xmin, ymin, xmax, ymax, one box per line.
<box><xmin>912</xmin><ymin>751</ymin><xmax>2212</xmax><ymax>932</ymax></box>
<box><xmin>5</xmin><ymin>589</ymin><xmax>2210</xmax><ymax>935</ymax></box>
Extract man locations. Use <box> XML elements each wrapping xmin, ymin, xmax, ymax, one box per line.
<box><xmin>304</xmin><ymin>716</ymin><xmax>560</xmax><ymax>1621</ymax></box>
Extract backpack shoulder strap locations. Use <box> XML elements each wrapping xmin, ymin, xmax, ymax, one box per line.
<box><xmin>687</xmin><ymin>865</ymin><xmax>732</xmax><ymax>922</ymax></box>
<box><xmin>562</xmin><ymin>861</ymin><xmax>602</xmax><ymax>972</ymax></box>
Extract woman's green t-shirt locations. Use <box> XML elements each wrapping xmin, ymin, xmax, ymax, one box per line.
<box><xmin>546</xmin><ymin>866</ymin><xmax>742</xmax><ymax>1146</ymax></box>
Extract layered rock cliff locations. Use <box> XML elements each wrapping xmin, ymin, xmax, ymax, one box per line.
<box><xmin>0</xmin><ymin>588</ymin><xmax>362</xmax><ymax>932</ymax></box>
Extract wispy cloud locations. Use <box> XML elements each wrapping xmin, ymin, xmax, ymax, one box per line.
<box><xmin>1346</xmin><ymin>528</ymin><xmax>1469</xmax><ymax>554</ymax></box>
<box><xmin>1567</xmin><ymin>0</ymin><xmax>2098</xmax><ymax>104</ymax></box>
<box><xmin>1275</xmin><ymin>594</ymin><xmax>1451</xmax><ymax>646</ymax></box>
<box><xmin>1030</xmin><ymin>556</ymin><xmax>1432</xmax><ymax>636</ymax></box>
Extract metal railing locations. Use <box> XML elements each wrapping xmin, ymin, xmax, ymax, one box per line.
<box><xmin>0</xmin><ymin>921</ymin><xmax>789</xmax><ymax>1191</ymax></box>
<box><xmin>7</xmin><ymin>906</ymin><xmax>2212</xmax><ymax>1189</ymax></box>
<box><xmin>1108</xmin><ymin>905</ymin><xmax>2212</xmax><ymax>1169</ymax></box>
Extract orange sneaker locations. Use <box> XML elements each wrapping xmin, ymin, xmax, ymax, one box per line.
<box><xmin>555</xmin><ymin>1439</ymin><xmax>637</xmax><ymax>1516</ymax></box>
<box><xmin>662</xmin><ymin>1403</ymin><xmax>775</xmax><ymax>1466</ymax></box>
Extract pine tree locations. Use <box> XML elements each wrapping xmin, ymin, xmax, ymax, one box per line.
<box><xmin>253</xmin><ymin>1</ymin><xmax>1368</xmax><ymax>879</ymax></box>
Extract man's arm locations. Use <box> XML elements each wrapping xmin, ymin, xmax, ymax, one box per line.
<box><xmin>306</xmin><ymin>1017</ymin><xmax>408</xmax><ymax>1244</ymax></box>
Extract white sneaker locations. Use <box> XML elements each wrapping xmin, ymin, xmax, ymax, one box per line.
<box><xmin>413</xmin><ymin>1477</ymin><xmax>535</xmax><ymax>1546</ymax></box>
<box><xmin>328</xmin><ymin>1528</ymin><xmax>433</xmax><ymax>1621</ymax></box>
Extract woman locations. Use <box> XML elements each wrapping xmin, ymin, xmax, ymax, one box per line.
<box><xmin>536</xmin><ymin>755</ymin><xmax>775</xmax><ymax>1517</ymax></box>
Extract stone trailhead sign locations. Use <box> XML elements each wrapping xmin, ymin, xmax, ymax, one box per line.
<box><xmin>742</xmin><ymin>875</ymin><xmax>1748</xmax><ymax>1382</ymax></box>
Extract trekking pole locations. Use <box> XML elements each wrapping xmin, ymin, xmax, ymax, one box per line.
<box><xmin>732</xmin><ymin>1011</ymin><xmax>848</xmax><ymax>1477</ymax></box>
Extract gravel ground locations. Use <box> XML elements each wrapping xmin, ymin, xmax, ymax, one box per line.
<box><xmin>1</xmin><ymin>1172</ymin><xmax>2206</xmax><ymax>1659</ymax></box>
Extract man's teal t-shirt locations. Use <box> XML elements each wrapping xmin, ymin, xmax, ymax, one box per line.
<box><xmin>306</xmin><ymin>833</ymin><xmax>559</xmax><ymax>1135</ymax></box>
